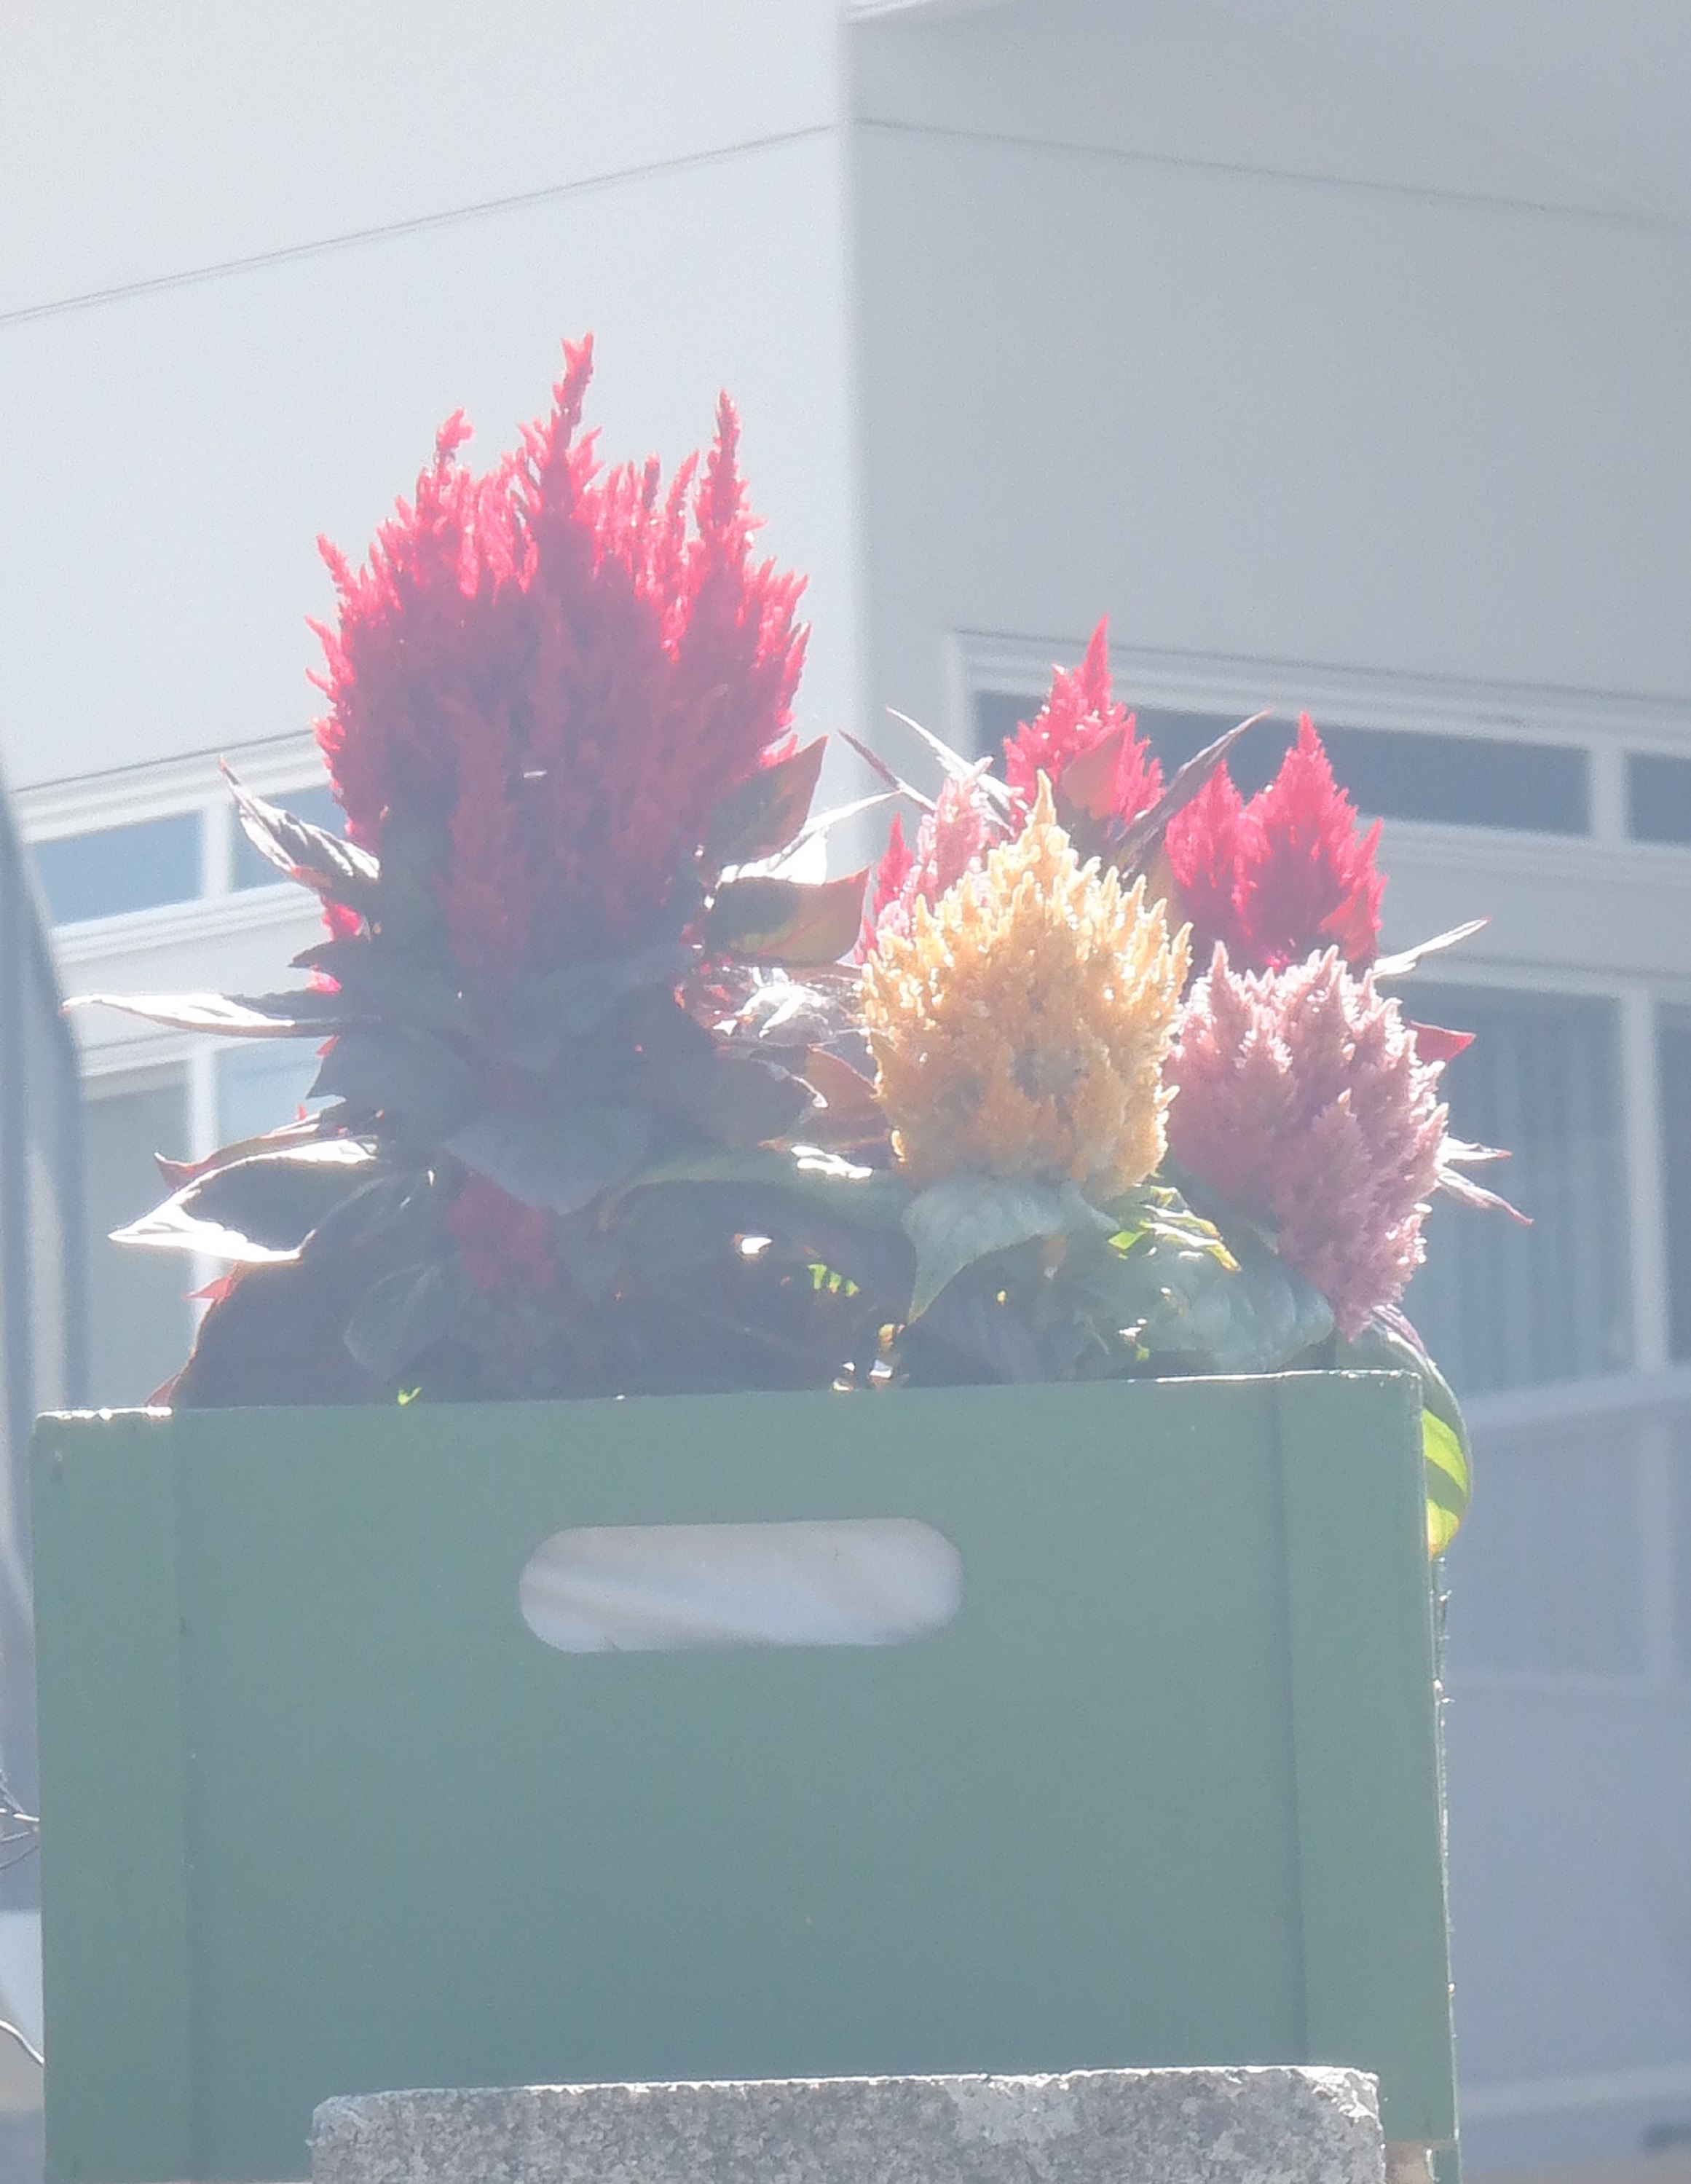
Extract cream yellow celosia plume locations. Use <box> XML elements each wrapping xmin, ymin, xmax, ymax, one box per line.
<box><xmin>860</xmin><ymin>776</ymin><xmax>1191</xmax><ymax>1199</ymax></box>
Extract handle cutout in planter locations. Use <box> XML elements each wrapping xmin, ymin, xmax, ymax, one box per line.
<box><xmin>519</xmin><ymin>1518</ymin><xmax>962</xmax><ymax>1653</ymax></box>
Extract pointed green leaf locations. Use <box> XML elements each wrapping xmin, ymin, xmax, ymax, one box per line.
<box><xmin>68</xmin><ymin>990</ymin><xmax>346</xmax><ymax>1037</ymax></box>
<box><xmin>446</xmin><ymin>1104</ymin><xmax>651</xmax><ymax>1216</ymax></box>
<box><xmin>705</xmin><ymin>870</ymin><xmax>868</xmax><ymax>966</ymax></box>
<box><xmin>904</xmin><ymin>1172</ymin><xmax>1112</xmax><ymax>1320</ymax></box>
<box><xmin>223</xmin><ymin>765</ymin><xmax>380</xmax><ymax>914</ymax></box>
<box><xmin>611</xmin><ymin>1143</ymin><xmax>910</xmax><ymax>1228</ymax></box>
<box><xmin>112</xmin><ymin>1139</ymin><xmax>385</xmax><ymax>1264</ymax></box>
<box><xmin>1423</xmin><ymin>1412</ymin><xmax>1470</xmax><ymax>1557</ymax></box>
<box><xmin>705</xmin><ymin>739</ymin><xmax>828</xmax><ymax>867</ymax></box>
<box><xmin>293</xmin><ymin>939</ymin><xmax>476</xmax><ymax>1039</ymax></box>
<box><xmin>1338</xmin><ymin>1316</ymin><xmax>1473</xmax><ymax>1554</ymax></box>
<box><xmin>311</xmin><ymin>1025</ymin><xmax>482</xmax><ymax>1143</ymax></box>
<box><xmin>344</xmin><ymin>1258</ymin><xmax>465</xmax><ymax>1379</ymax></box>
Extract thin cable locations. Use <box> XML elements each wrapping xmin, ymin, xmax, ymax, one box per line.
<box><xmin>0</xmin><ymin>124</ymin><xmax>833</xmax><ymax>333</ymax></box>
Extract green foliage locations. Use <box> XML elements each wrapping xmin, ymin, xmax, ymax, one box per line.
<box><xmin>903</xmin><ymin>1172</ymin><xmax>1112</xmax><ymax>1321</ymax></box>
<box><xmin>92</xmin><ymin>752</ymin><xmax>897</xmax><ymax>1408</ymax></box>
<box><xmin>703</xmin><ymin>871</ymin><xmax>870</xmax><ymax>966</ymax></box>
<box><xmin>1338</xmin><ymin>1318</ymin><xmax>1473</xmax><ymax>1553</ymax></box>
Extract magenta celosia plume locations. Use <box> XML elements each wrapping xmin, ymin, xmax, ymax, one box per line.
<box><xmin>1166</xmin><ymin>946</ymin><xmax>1447</xmax><ymax>1336</ymax></box>
<box><xmin>1165</xmin><ymin>714</ymin><xmax>1384</xmax><ymax>970</ymax></box>
<box><xmin>1003</xmin><ymin>620</ymin><xmax>1162</xmax><ymax>826</ymax></box>
<box><xmin>312</xmin><ymin>337</ymin><xmax>808</xmax><ymax>977</ymax></box>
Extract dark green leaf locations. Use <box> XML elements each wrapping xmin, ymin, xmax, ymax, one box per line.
<box><xmin>371</xmin><ymin>811</ymin><xmax>450</xmax><ymax>950</ymax></box>
<box><xmin>705</xmin><ymin>738</ymin><xmax>827</xmax><ymax>867</ymax></box>
<box><xmin>917</xmin><ymin>1282</ymin><xmax>1048</xmax><ymax>1381</ymax></box>
<box><xmin>446</xmin><ymin>1103</ymin><xmax>652</xmax><ymax>1215</ymax></box>
<box><xmin>904</xmin><ymin>1172</ymin><xmax>1113</xmax><ymax>1320</ymax></box>
<box><xmin>111</xmin><ymin>1140</ymin><xmax>383</xmax><ymax>1264</ymax></box>
<box><xmin>1133</xmin><ymin>1223</ymin><xmax>1333</xmax><ymax>1373</ymax></box>
<box><xmin>156</xmin><ymin>1114</ymin><xmax>337</xmax><ymax>1191</ymax></box>
<box><xmin>652</xmin><ymin>1044</ymin><xmax>816</xmax><ymax>1148</ymax></box>
<box><xmin>293</xmin><ymin>939</ymin><xmax>475</xmax><ymax>1039</ymax></box>
<box><xmin>343</xmin><ymin>1258</ymin><xmax>466</xmax><ymax>1379</ymax></box>
<box><xmin>223</xmin><ymin>765</ymin><xmax>380</xmax><ymax>915</ymax></box>
<box><xmin>67</xmin><ymin>990</ymin><xmax>345</xmax><ymax>1037</ymax></box>
<box><xmin>311</xmin><ymin>1025</ymin><xmax>482</xmax><ymax>1143</ymax></box>
<box><xmin>613</xmin><ymin>1143</ymin><xmax>910</xmax><ymax>1228</ymax></box>
<box><xmin>300</xmin><ymin>1170</ymin><xmax>437</xmax><ymax>1262</ymax></box>
<box><xmin>705</xmin><ymin>870</ymin><xmax>868</xmax><ymax>966</ymax></box>
<box><xmin>509</xmin><ymin>936</ymin><xmax>695</xmax><ymax>1063</ymax></box>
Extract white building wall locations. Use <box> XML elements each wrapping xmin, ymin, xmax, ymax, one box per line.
<box><xmin>0</xmin><ymin>0</ymin><xmax>867</xmax><ymax>792</ymax></box>
<box><xmin>848</xmin><ymin>0</ymin><xmax>1691</xmax><ymax>748</ymax></box>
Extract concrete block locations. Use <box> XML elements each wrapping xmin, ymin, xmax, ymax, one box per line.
<box><xmin>312</xmin><ymin>2065</ymin><xmax>1385</xmax><ymax>2184</ymax></box>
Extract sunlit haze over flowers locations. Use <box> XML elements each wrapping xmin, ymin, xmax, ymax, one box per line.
<box><xmin>311</xmin><ymin>337</ymin><xmax>807</xmax><ymax>979</ymax></box>
<box><xmin>1165</xmin><ymin>945</ymin><xmax>1447</xmax><ymax>1336</ymax></box>
<box><xmin>862</xmin><ymin>778</ymin><xmax>1190</xmax><ymax>1198</ymax></box>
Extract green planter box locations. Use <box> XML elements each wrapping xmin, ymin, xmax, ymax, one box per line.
<box><xmin>31</xmin><ymin>1372</ymin><xmax>1454</xmax><ymax>2184</ymax></box>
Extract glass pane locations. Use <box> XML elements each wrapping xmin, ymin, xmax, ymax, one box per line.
<box><xmin>1443</xmin><ymin>1427</ymin><xmax>1644</xmax><ymax>1675</ymax></box>
<box><xmin>1658</xmin><ymin>1007</ymin><xmax>1691</xmax><ymax>1361</ymax></box>
<box><xmin>232</xmin><ymin>782</ymin><xmax>344</xmax><ymax>890</ymax></box>
<box><xmin>1627</xmin><ymin>752</ymin><xmax>1691</xmax><ymax>845</ymax></box>
<box><xmin>973</xmin><ymin>694</ymin><xmax>1590</xmax><ymax>831</ymax></box>
<box><xmin>84</xmin><ymin>1076</ymin><xmax>193</xmax><ymax>1408</ymax></box>
<box><xmin>31</xmin><ymin>812</ymin><xmax>201</xmax><ymax>925</ymax></box>
<box><xmin>217</xmin><ymin>1043</ymin><xmax>323</xmax><ymax>1145</ymax></box>
<box><xmin>1402</xmin><ymin>987</ymin><xmax>1631</xmax><ymax>1391</ymax></box>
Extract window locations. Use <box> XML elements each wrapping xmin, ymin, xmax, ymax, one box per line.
<box><xmin>973</xmin><ymin>694</ymin><xmax>1591</xmax><ymax>832</ymax></box>
<box><xmin>217</xmin><ymin>1042</ymin><xmax>323</xmax><ymax>1143</ymax></box>
<box><xmin>31</xmin><ymin>812</ymin><xmax>201</xmax><ymax>925</ymax></box>
<box><xmin>1656</xmin><ymin>1009</ymin><xmax>1691</xmax><ymax>1363</ymax></box>
<box><xmin>1627</xmin><ymin>753</ymin><xmax>1691</xmax><ymax>845</ymax></box>
<box><xmin>27</xmin><ymin>772</ymin><xmax>342</xmax><ymax>926</ymax></box>
<box><xmin>84</xmin><ymin>1072</ymin><xmax>194</xmax><ymax>1407</ymax></box>
<box><xmin>1444</xmin><ymin>1427</ymin><xmax>1645</xmax><ymax>1675</ymax></box>
<box><xmin>1400</xmin><ymin>986</ymin><xmax>1632</xmax><ymax>1392</ymax></box>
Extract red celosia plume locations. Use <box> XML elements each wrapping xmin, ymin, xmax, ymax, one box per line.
<box><xmin>312</xmin><ymin>337</ymin><xmax>808</xmax><ymax>977</ymax></box>
<box><xmin>1003</xmin><ymin>620</ymin><xmax>1162</xmax><ymax>827</ymax></box>
<box><xmin>1165</xmin><ymin>714</ymin><xmax>1383</xmax><ymax>971</ymax></box>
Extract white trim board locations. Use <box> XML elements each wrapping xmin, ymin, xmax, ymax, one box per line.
<box><xmin>15</xmin><ymin>730</ymin><xmax>325</xmax><ymax>840</ymax></box>
<box><xmin>951</xmin><ymin>631</ymin><xmax>1691</xmax><ymax>756</ymax></box>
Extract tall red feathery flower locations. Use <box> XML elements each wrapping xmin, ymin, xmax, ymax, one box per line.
<box><xmin>1162</xmin><ymin>766</ymin><xmax>1251</xmax><ymax>963</ymax></box>
<box><xmin>1003</xmin><ymin>620</ymin><xmax>1162</xmax><ymax>826</ymax></box>
<box><xmin>1166</xmin><ymin>946</ymin><xmax>1447</xmax><ymax>1336</ymax></box>
<box><xmin>1165</xmin><ymin>715</ymin><xmax>1383</xmax><ymax>971</ymax></box>
<box><xmin>312</xmin><ymin>338</ymin><xmax>808</xmax><ymax>979</ymax></box>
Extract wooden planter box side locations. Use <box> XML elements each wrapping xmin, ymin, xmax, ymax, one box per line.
<box><xmin>31</xmin><ymin>1373</ymin><xmax>1454</xmax><ymax>2184</ymax></box>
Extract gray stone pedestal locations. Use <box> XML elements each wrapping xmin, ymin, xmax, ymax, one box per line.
<box><xmin>312</xmin><ymin>2067</ymin><xmax>1387</xmax><ymax>2184</ymax></box>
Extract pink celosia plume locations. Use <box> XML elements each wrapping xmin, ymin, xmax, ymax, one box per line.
<box><xmin>312</xmin><ymin>336</ymin><xmax>808</xmax><ymax>978</ymax></box>
<box><xmin>860</xmin><ymin>773</ymin><xmax>999</xmax><ymax>954</ymax></box>
<box><xmin>1165</xmin><ymin>945</ymin><xmax>1447</xmax><ymax>1336</ymax></box>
